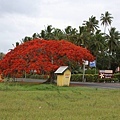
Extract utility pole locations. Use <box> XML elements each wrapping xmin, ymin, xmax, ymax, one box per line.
<box><xmin>82</xmin><ymin>62</ymin><xmax>86</xmax><ymax>82</ymax></box>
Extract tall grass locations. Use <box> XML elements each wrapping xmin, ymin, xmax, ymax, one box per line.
<box><xmin>0</xmin><ymin>83</ymin><xmax>120</xmax><ymax>120</ymax></box>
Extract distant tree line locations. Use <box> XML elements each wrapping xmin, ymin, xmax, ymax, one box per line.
<box><xmin>13</xmin><ymin>11</ymin><xmax>120</xmax><ymax>72</ymax></box>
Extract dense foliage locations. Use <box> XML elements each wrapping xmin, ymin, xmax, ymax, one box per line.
<box><xmin>16</xmin><ymin>11</ymin><xmax>120</xmax><ymax>71</ymax></box>
<box><xmin>0</xmin><ymin>39</ymin><xmax>94</xmax><ymax>80</ymax></box>
<box><xmin>0</xmin><ymin>11</ymin><xmax>120</xmax><ymax>79</ymax></box>
<box><xmin>71</xmin><ymin>74</ymin><xmax>119</xmax><ymax>82</ymax></box>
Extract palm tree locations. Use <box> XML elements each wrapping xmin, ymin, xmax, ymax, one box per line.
<box><xmin>52</xmin><ymin>28</ymin><xmax>65</xmax><ymax>40</ymax></box>
<box><xmin>106</xmin><ymin>27</ymin><xmax>120</xmax><ymax>55</ymax></box>
<box><xmin>22</xmin><ymin>36</ymin><xmax>32</xmax><ymax>43</ymax></box>
<box><xmin>100</xmin><ymin>11</ymin><xmax>113</xmax><ymax>34</ymax></box>
<box><xmin>40</xmin><ymin>30</ymin><xmax>46</xmax><ymax>39</ymax></box>
<box><xmin>40</xmin><ymin>26</ymin><xmax>65</xmax><ymax>40</ymax></box>
<box><xmin>64</xmin><ymin>26</ymin><xmax>72</xmax><ymax>41</ymax></box>
<box><xmin>0</xmin><ymin>52</ymin><xmax>5</xmax><ymax>60</ymax></box>
<box><xmin>83</xmin><ymin>15</ymin><xmax>99</xmax><ymax>33</ymax></box>
<box><xmin>64</xmin><ymin>26</ymin><xmax>78</xmax><ymax>43</ymax></box>
<box><xmin>32</xmin><ymin>33</ymin><xmax>40</xmax><ymax>39</ymax></box>
<box><xmin>40</xmin><ymin>25</ymin><xmax>54</xmax><ymax>40</ymax></box>
<box><xmin>106</xmin><ymin>27</ymin><xmax>120</xmax><ymax>69</ymax></box>
<box><xmin>115</xmin><ymin>41</ymin><xmax>120</xmax><ymax>66</ymax></box>
<box><xmin>89</xmin><ymin>30</ymin><xmax>106</xmax><ymax>56</ymax></box>
<box><xmin>64</xmin><ymin>26</ymin><xmax>72</xmax><ymax>35</ymax></box>
<box><xmin>75</xmin><ymin>26</ymin><xmax>90</xmax><ymax>48</ymax></box>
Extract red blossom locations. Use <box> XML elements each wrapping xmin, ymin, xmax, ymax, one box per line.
<box><xmin>0</xmin><ymin>39</ymin><xmax>95</xmax><ymax>77</ymax></box>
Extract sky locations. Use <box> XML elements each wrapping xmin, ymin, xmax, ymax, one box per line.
<box><xmin>0</xmin><ymin>0</ymin><xmax>120</xmax><ymax>53</ymax></box>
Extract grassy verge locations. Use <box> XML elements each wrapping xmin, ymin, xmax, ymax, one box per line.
<box><xmin>0</xmin><ymin>83</ymin><xmax>120</xmax><ymax>120</ymax></box>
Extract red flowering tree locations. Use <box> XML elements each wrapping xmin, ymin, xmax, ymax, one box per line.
<box><xmin>0</xmin><ymin>39</ymin><xmax>94</xmax><ymax>83</ymax></box>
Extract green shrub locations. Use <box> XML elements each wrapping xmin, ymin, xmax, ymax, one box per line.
<box><xmin>85</xmin><ymin>74</ymin><xmax>99</xmax><ymax>82</ymax></box>
<box><xmin>26</xmin><ymin>74</ymin><xmax>31</xmax><ymax>78</ymax></box>
<box><xmin>71</xmin><ymin>74</ymin><xmax>99</xmax><ymax>82</ymax></box>
<box><xmin>71</xmin><ymin>74</ymin><xmax>119</xmax><ymax>83</ymax></box>
<box><xmin>25</xmin><ymin>74</ymin><xmax>49</xmax><ymax>79</ymax></box>
<box><xmin>93</xmin><ymin>74</ymin><xmax>99</xmax><ymax>82</ymax></box>
<box><xmin>85</xmin><ymin>68</ymin><xmax>98</xmax><ymax>74</ymax></box>
<box><xmin>114</xmin><ymin>73</ymin><xmax>120</xmax><ymax>80</ymax></box>
<box><xmin>85</xmin><ymin>74</ymin><xmax>94</xmax><ymax>82</ymax></box>
<box><xmin>71</xmin><ymin>74</ymin><xmax>83</xmax><ymax>82</ymax></box>
<box><xmin>97</xmin><ymin>78</ymin><xmax>119</xmax><ymax>83</ymax></box>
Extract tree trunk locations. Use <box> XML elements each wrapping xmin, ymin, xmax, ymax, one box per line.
<box><xmin>43</xmin><ymin>71</ymin><xmax>55</xmax><ymax>84</ymax></box>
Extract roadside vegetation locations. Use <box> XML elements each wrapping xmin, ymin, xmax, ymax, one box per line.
<box><xmin>0</xmin><ymin>11</ymin><xmax>120</xmax><ymax>82</ymax></box>
<box><xmin>15</xmin><ymin>11</ymin><xmax>120</xmax><ymax>72</ymax></box>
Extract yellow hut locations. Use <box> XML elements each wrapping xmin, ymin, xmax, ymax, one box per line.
<box><xmin>55</xmin><ymin>66</ymin><xmax>71</xmax><ymax>86</ymax></box>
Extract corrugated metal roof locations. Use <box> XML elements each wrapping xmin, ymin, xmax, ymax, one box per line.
<box><xmin>54</xmin><ymin>66</ymin><xmax>68</xmax><ymax>74</ymax></box>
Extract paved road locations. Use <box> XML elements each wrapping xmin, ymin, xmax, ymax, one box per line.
<box><xmin>15</xmin><ymin>78</ymin><xmax>120</xmax><ymax>89</ymax></box>
<box><xmin>71</xmin><ymin>81</ymin><xmax>120</xmax><ymax>89</ymax></box>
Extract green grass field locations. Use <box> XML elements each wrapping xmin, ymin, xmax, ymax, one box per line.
<box><xmin>0</xmin><ymin>83</ymin><xmax>120</xmax><ymax>120</ymax></box>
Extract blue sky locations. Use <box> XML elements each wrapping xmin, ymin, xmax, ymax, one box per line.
<box><xmin>0</xmin><ymin>0</ymin><xmax>120</xmax><ymax>53</ymax></box>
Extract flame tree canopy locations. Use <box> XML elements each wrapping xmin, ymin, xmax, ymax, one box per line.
<box><xmin>0</xmin><ymin>39</ymin><xmax>94</xmax><ymax>78</ymax></box>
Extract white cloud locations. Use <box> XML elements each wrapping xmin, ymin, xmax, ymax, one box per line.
<box><xmin>0</xmin><ymin>0</ymin><xmax>120</xmax><ymax>53</ymax></box>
